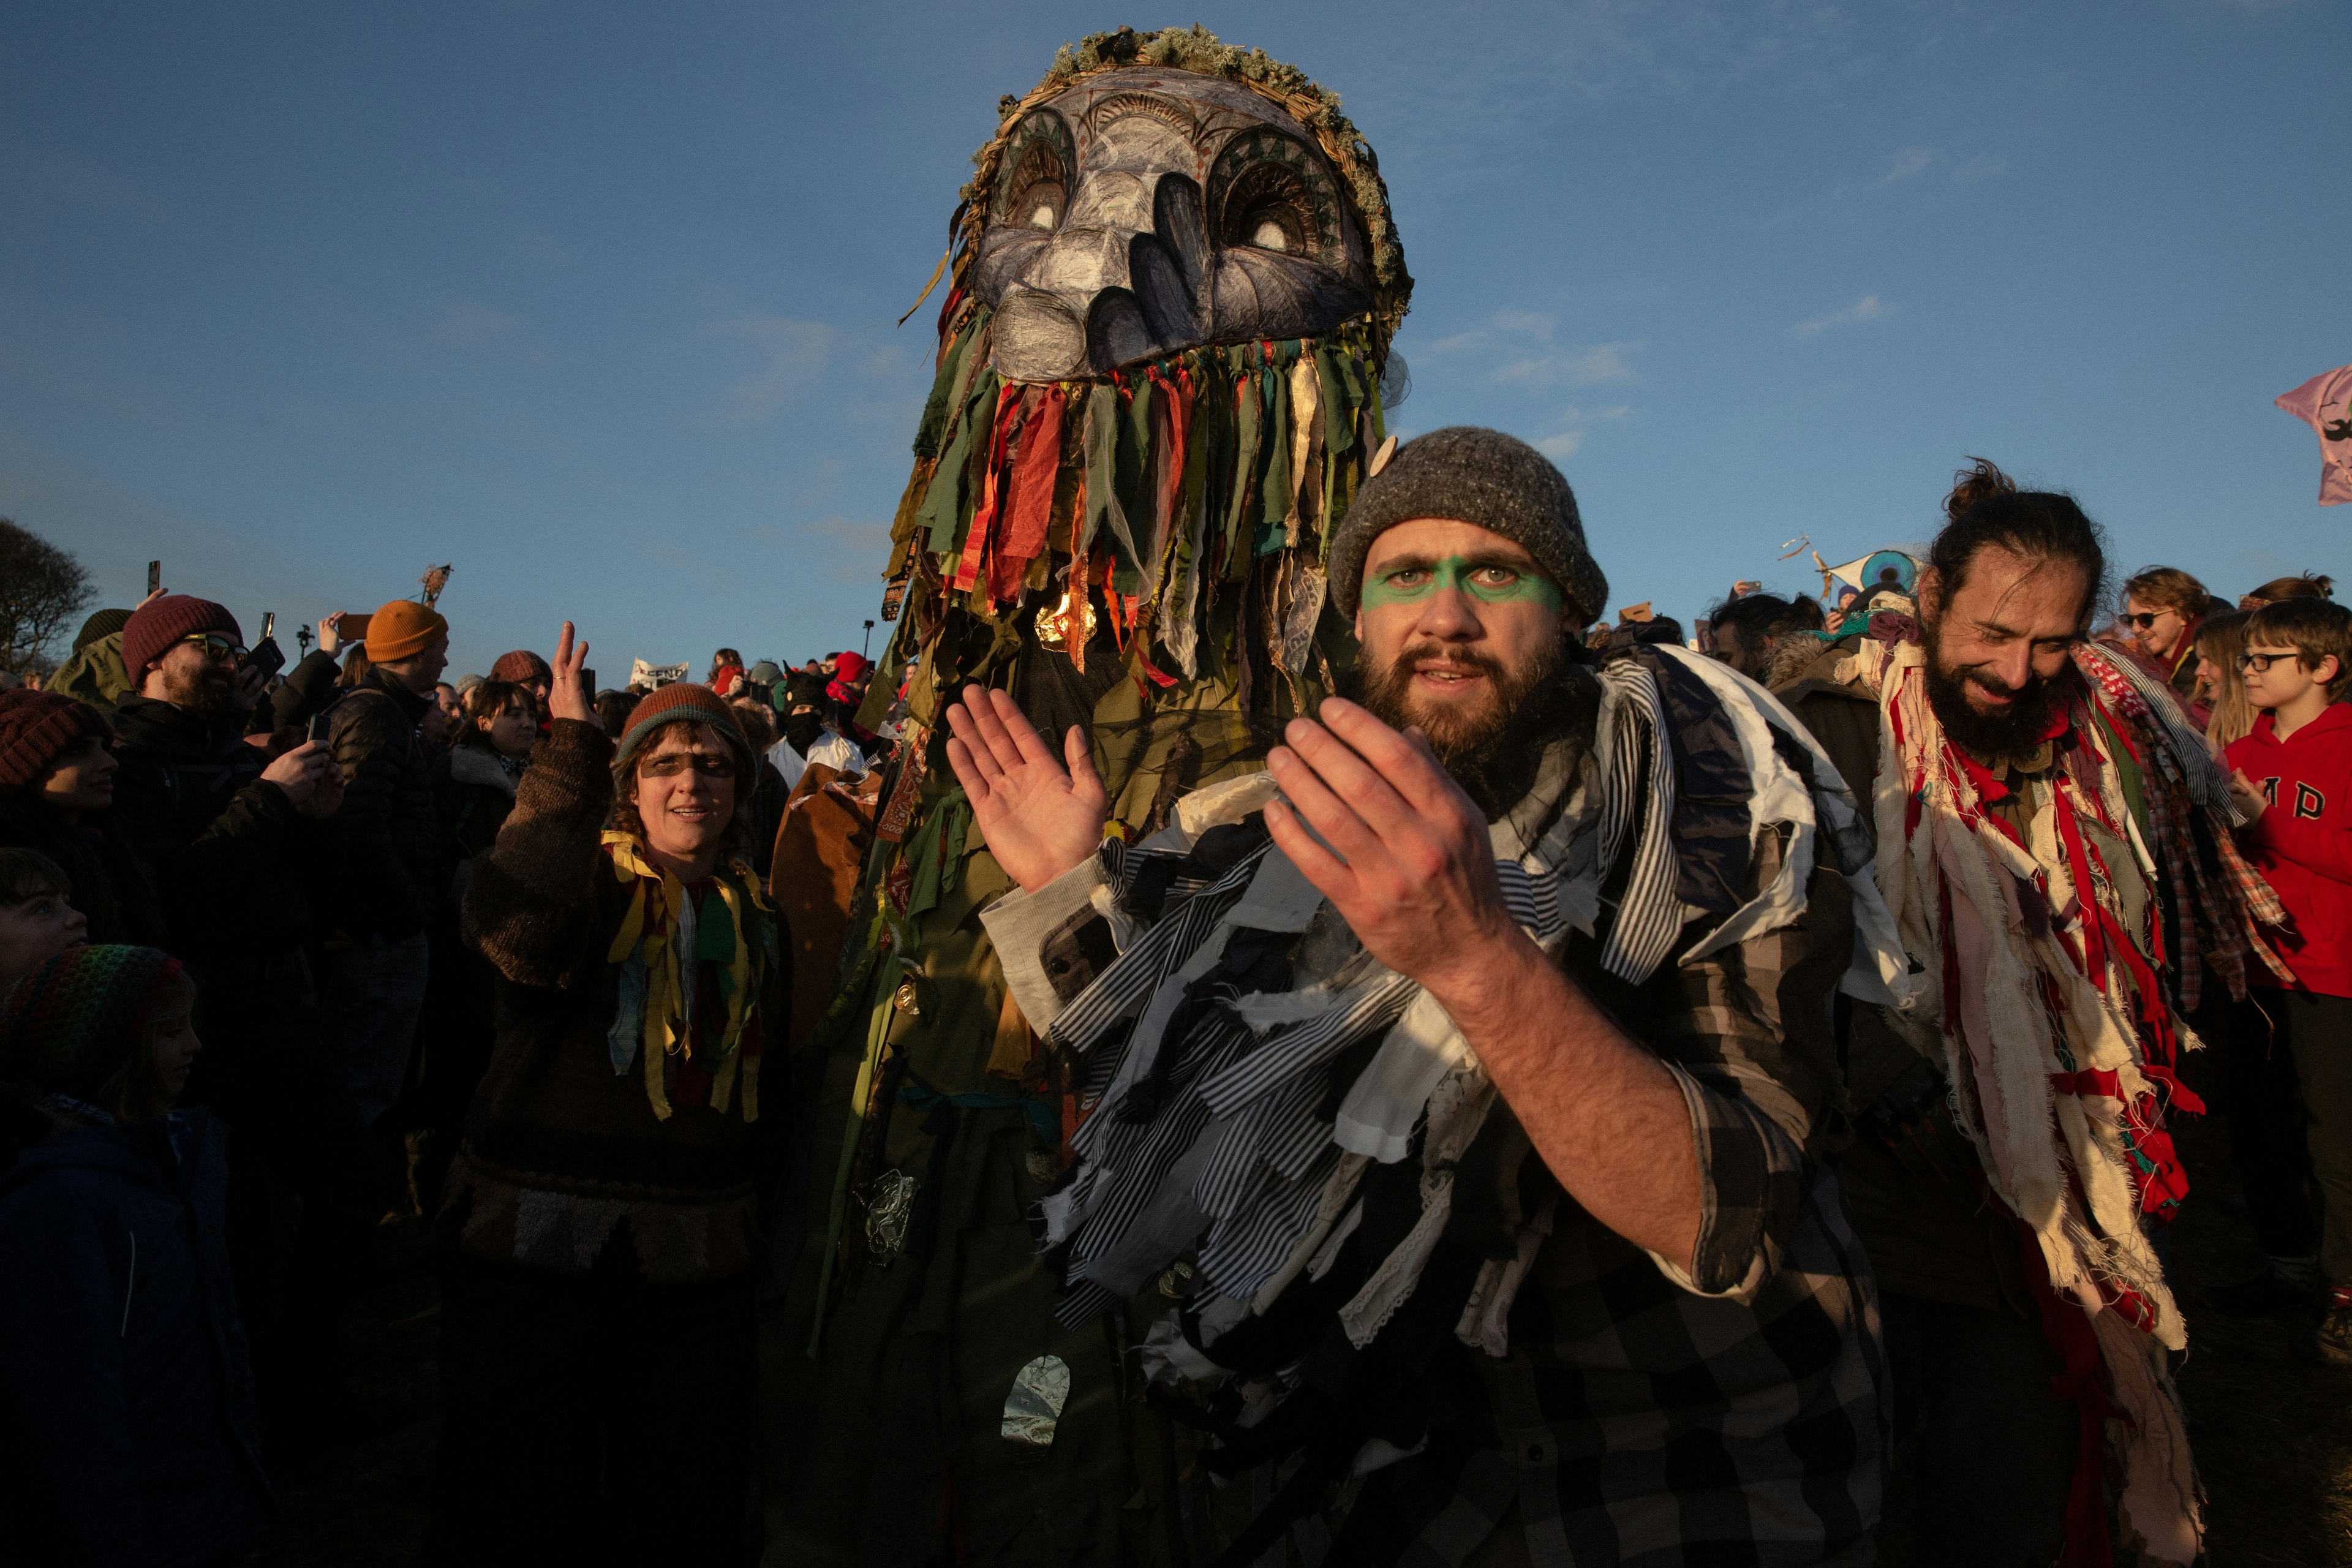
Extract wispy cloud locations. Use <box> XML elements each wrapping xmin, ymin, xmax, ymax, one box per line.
<box><xmin>1951</xmin><ymin>153</ymin><xmax>2008</xmax><ymax>183</ymax></box>
<box><xmin>1535</xmin><ymin>403</ymin><xmax>1633</xmax><ymax>461</ymax></box>
<box><xmin>1872</xmin><ymin>147</ymin><xmax>1936</xmax><ymax>187</ymax></box>
<box><xmin>712</xmin><ymin>315</ymin><xmax>834</xmax><ymax>424</ymax></box>
<box><xmin>1427</xmin><ymin>310</ymin><xmax>1644</xmax><ymax>389</ymax></box>
<box><xmin>1792</xmin><ymin>294</ymin><xmax>1894</xmax><ymax>337</ymax></box>
<box><xmin>430</xmin><ymin>304</ymin><xmax>524</xmax><ymax>347</ymax></box>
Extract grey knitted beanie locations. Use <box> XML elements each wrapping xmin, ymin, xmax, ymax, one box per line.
<box><xmin>1328</xmin><ymin>427</ymin><xmax>1607</xmax><ymax>623</ymax></box>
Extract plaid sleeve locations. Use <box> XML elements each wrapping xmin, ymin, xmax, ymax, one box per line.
<box><xmin>1643</xmin><ymin>823</ymin><xmax>1856</xmax><ymax>1299</ymax></box>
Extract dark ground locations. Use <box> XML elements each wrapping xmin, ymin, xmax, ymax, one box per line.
<box><xmin>250</xmin><ymin>1108</ymin><xmax>2352</xmax><ymax>1567</ymax></box>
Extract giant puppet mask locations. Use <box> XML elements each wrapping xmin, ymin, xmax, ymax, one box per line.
<box><xmin>973</xmin><ymin>67</ymin><xmax>1378</xmax><ymax>381</ymax></box>
<box><xmin>771</xmin><ymin>34</ymin><xmax>1412</xmax><ymax>1554</ymax></box>
<box><xmin>869</xmin><ymin>26</ymin><xmax>1411</xmax><ymax>804</ymax></box>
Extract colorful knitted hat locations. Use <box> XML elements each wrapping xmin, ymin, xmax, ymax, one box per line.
<box><xmin>365</xmin><ymin>600</ymin><xmax>450</xmax><ymax>663</ymax></box>
<box><xmin>121</xmin><ymin>595</ymin><xmax>242</xmax><ymax>681</ymax></box>
<box><xmin>612</xmin><ymin>682</ymin><xmax>755</xmax><ymax>786</ymax></box>
<box><xmin>0</xmin><ymin>692</ymin><xmax>112</xmax><ymax>791</ymax></box>
<box><xmin>490</xmin><ymin>649</ymin><xmax>552</xmax><ymax>684</ymax></box>
<box><xmin>0</xmin><ymin>944</ymin><xmax>185</xmax><ymax>1102</ymax></box>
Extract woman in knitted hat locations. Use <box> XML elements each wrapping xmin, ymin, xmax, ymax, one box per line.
<box><xmin>0</xmin><ymin>945</ymin><xmax>274</xmax><ymax>1566</ymax></box>
<box><xmin>0</xmin><ymin>690</ymin><xmax>165</xmax><ymax>949</ymax></box>
<box><xmin>432</xmin><ymin>622</ymin><xmax>783</xmax><ymax>1563</ymax></box>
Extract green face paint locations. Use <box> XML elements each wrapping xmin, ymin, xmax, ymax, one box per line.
<box><xmin>1359</xmin><ymin>554</ymin><xmax>1562</xmax><ymax>611</ymax></box>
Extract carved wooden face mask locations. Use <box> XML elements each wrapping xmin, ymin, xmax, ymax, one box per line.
<box><xmin>971</xmin><ymin>68</ymin><xmax>1376</xmax><ymax>382</ymax></box>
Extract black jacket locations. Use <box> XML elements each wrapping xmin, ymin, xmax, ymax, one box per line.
<box><xmin>325</xmin><ymin>669</ymin><xmax>440</xmax><ymax>942</ymax></box>
<box><xmin>0</xmin><ymin>792</ymin><xmax>168</xmax><ymax>948</ymax></box>
<box><xmin>108</xmin><ymin>696</ymin><xmax>318</xmax><ymax>1012</ymax></box>
<box><xmin>266</xmin><ymin>649</ymin><xmax>344</xmax><ymax>735</ymax></box>
<box><xmin>0</xmin><ymin>1107</ymin><xmax>274</xmax><ymax>1567</ymax></box>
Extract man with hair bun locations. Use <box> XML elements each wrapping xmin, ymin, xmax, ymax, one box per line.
<box><xmin>1785</xmin><ymin>458</ymin><xmax>2286</xmax><ymax>1566</ymax></box>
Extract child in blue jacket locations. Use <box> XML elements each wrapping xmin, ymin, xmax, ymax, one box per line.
<box><xmin>0</xmin><ymin>944</ymin><xmax>273</xmax><ymax>1567</ymax></box>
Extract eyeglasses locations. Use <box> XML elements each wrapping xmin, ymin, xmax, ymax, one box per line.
<box><xmin>2119</xmin><ymin>611</ymin><xmax>2172</xmax><ymax>631</ymax></box>
<box><xmin>2236</xmin><ymin>652</ymin><xmax>2301</xmax><ymax>673</ymax></box>
<box><xmin>179</xmin><ymin>633</ymin><xmax>248</xmax><ymax>661</ymax></box>
<box><xmin>638</xmin><ymin>753</ymin><xmax>736</xmax><ymax>779</ymax></box>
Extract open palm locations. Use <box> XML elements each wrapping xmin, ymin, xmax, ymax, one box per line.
<box><xmin>943</xmin><ymin>684</ymin><xmax>1106</xmax><ymax>894</ymax></box>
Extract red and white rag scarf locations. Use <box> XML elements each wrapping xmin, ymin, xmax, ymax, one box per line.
<box><xmin>1850</xmin><ymin>634</ymin><xmax>2286</xmax><ymax>1566</ymax></box>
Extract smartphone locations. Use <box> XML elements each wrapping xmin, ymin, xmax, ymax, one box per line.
<box><xmin>307</xmin><ymin>710</ymin><xmax>333</xmax><ymax>745</ymax></box>
<box><xmin>147</xmin><ymin>560</ymin><xmax>161</xmax><ymax>596</ymax></box>
<box><xmin>334</xmin><ymin>611</ymin><xmax>372</xmax><ymax>642</ymax></box>
<box><xmin>247</xmin><ymin>638</ymin><xmax>286</xmax><ymax>680</ymax></box>
<box><xmin>580</xmin><ymin>668</ymin><xmax>595</xmax><ymax>695</ymax></box>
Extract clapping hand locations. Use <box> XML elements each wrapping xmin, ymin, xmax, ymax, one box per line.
<box><xmin>549</xmin><ymin>623</ymin><xmax>594</xmax><ymax>726</ymax></box>
<box><xmin>942</xmin><ymin>685</ymin><xmax>1106</xmax><ymax>893</ymax></box>
<box><xmin>2228</xmin><ymin>766</ymin><xmax>2268</xmax><ymax>826</ymax></box>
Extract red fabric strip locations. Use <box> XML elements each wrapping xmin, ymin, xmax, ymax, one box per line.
<box><xmin>990</xmin><ymin>383</ymin><xmax>1066</xmax><ymax>602</ymax></box>
<box><xmin>952</xmin><ymin>383</ymin><xmax>1027</xmax><ymax>594</ymax></box>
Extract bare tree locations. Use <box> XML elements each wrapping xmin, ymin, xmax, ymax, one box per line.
<box><xmin>0</xmin><ymin>519</ymin><xmax>96</xmax><ymax>677</ymax></box>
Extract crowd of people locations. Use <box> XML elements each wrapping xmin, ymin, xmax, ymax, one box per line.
<box><xmin>0</xmin><ymin>438</ymin><xmax>2344</xmax><ymax>1566</ymax></box>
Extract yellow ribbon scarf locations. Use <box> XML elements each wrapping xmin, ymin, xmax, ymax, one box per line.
<box><xmin>601</xmin><ymin>831</ymin><xmax>775</xmax><ymax>1123</ymax></box>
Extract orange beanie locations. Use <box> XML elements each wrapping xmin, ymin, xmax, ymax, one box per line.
<box><xmin>365</xmin><ymin>600</ymin><xmax>450</xmax><ymax>663</ymax></box>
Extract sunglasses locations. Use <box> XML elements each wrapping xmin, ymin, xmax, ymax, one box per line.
<box><xmin>180</xmin><ymin>632</ymin><xmax>249</xmax><ymax>661</ymax></box>
<box><xmin>2235</xmin><ymin>652</ymin><xmax>2302</xmax><ymax>673</ymax></box>
<box><xmin>638</xmin><ymin>753</ymin><xmax>736</xmax><ymax>779</ymax></box>
<box><xmin>2118</xmin><ymin>611</ymin><xmax>2173</xmax><ymax>631</ymax></box>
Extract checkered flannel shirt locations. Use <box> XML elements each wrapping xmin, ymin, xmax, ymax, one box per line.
<box><xmin>1396</xmin><ymin>825</ymin><xmax>1888</xmax><ymax>1567</ymax></box>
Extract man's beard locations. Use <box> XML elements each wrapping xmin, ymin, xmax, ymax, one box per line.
<box><xmin>1921</xmin><ymin>623</ymin><xmax>2065</xmax><ymax>762</ymax></box>
<box><xmin>1349</xmin><ymin>638</ymin><xmax>1584</xmax><ymax>818</ymax></box>
<box><xmin>162</xmin><ymin>663</ymin><xmax>232</xmax><ymax>714</ymax></box>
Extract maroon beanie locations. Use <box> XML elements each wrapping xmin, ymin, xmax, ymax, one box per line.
<box><xmin>121</xmin><ymin>595</ymin><xmax>243</xmax><ymax>682</ymax></box>
<box><xmin>490</xmin><ymin>650</ymin><xmax>552</xmax><ymax>684</ymax></box>
<box><xmin>0</xmin><ymin>692</ymin><xmax>113</xmax><ymax>791</ymax></box>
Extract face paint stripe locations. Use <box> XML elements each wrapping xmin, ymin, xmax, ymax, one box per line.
<box><xmin>1359</xmin><ymin>555</ymin><xmax>1562</xmax><ymax>609</ymax></box>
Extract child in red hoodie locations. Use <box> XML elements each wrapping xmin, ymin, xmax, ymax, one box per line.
<box><xmin>2226</xmin><ymin>596</ymin><xmax>2352</xmax><ymax>1360</ymax></box>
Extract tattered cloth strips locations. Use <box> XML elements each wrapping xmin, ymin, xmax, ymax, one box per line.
<box><xmin>884</xmin><ymin>301</ymin><xmax>1385</xmax><ymax>698</ymax></box>
<box><xmin>992</xmin><ymin>649</ymin><xmax>1908</xmax><ymax>1352</ymax></box>
<box><xmin>1849</xmin><ymin>635</ymin><xmax>2288</xmax><ymax>1568</ymax></box>
<box><xmin>601</xmin><ymin>832</ymin><xmax>778</xmax><ymax>1123</ymax></box>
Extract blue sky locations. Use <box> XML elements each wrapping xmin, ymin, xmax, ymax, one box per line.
<box><xmin>3</xmin><ymin>1</ymin><xmax>2346</xmax><ymax>677</ymax></box>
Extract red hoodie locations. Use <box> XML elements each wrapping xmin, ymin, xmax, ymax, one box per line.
<box><xmin>2227</xmin><ymin>701</ymin><xmax>2352</xmax><ymax>998</ymax></box>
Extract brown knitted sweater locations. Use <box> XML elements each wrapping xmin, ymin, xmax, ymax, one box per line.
<box><xmin>442</xmin><ymin>718</ymin><xmax>785</xmax><ymax>1283</ymax></box>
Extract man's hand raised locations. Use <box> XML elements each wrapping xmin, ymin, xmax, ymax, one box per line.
<box><xmin>548</xmin><ymin>623</ymin><xmax>594</xmax><ymax>726</ymax></box>
<box><xmin>943</xmin><ymin>684</ymin><xmax>1106</xmax><ymax>894</ymax></box>
<box><xmin>1263</xmin><ymin>697</ymin><xmax>1530</xmax><ymax>1005</ymax></box>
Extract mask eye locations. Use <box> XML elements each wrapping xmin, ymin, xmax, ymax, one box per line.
<box><xmin>1022</xmin><ymin>181</ymin><xmax>1065</xmax><ymax>230</ymax></box>
<box><xmin>1210</xmin><ymin>131</ymin><xmax>1343</xmax><ymax>260</ymax></box>
<box><xmin>995</xmin><ymin>110</ymin><xmax>1075</xmax><ymax>236</ymax></box>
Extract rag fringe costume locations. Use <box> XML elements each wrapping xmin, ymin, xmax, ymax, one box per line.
<box><xmin>763</xmin><ymin>29</ymin><xmax>1424</xmax><ymax>1564</ymax></box>
<box><xmin>980</xmin><ymin>642</ymin><xmax>1905</xmax><ymax>1563</ymax></box>
<box><xmin>1839</xmin><ymin>630</ymin><xmax>2288</xmax><ymax>1567</ymax></box>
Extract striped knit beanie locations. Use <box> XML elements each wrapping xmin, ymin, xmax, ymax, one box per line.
<box><xmin>0</xmin><ymin>945</ymin><xmax>184</xmax><ymax>1102</ymax></box>
<box><xmin>75</xmin><ymin>608</ymin><xmax>133</xmax><ymax>653</ymax></box>
<box><xmin>0</xmin><ymin>691</ymin><xmax>112</xmax><ymax>791</ymax></box>
<box><xmin>612</xmin><ymin>681</ymin><xmax>755</xmax><ymax>785</ymax></box>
